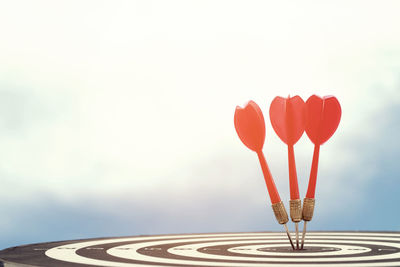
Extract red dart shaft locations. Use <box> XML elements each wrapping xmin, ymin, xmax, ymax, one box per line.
<box><xmin>305</xmin><ymin>144</ymin><xmax>320</xmax><ymax>199</ymax></box>
<box><xmin>288</xmin><ymin>144</ymin><xmax>300</xmax><ymax>200</ymax></box>
<box><xmin>257</xmin><ymin>151</ymin><xmax>281</xmax><ymax>204</ymax></box>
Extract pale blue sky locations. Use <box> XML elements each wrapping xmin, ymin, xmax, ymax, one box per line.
<box><xmin>0</xmin><ymin>1</ymin><xmax>400</xmax><ymax>249</ymax></box>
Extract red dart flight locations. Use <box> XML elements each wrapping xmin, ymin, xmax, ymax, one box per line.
<box><xmin>234</xmin><ymin>100</ymin><xmax>280</xmax><ymax>204</ymax></box>
<box><xmin>305</xmin><ymin>95</ymin><xmax>342</xmax><ymax>199</ymax></box>
<box><xmin>269</xmin><ymin>95</ymin><xmax>305</xmax><ymax>200</ymax></box>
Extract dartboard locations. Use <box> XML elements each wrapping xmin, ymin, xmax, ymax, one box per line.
<box><xmin>1</xmin><ymin>232</ymin><xmax>400</xmax><ymax>266</ymax></box>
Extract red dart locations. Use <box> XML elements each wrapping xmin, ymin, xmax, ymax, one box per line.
<box><xmin>234</xmin><ymin>100</ymin><xmax>295</xmax><ymax>249</ymax></box>
<box><xmin>305</xmin><ymin>95</ymin><xmax>342</xmax><ymax>198</ymax></box>
<box><xmin>301</xmin><ymin>95</ymin><xmax>341</xmax><ymax>249</ymax></box>
<box><xmin>269</xmin><ymin>95</ymin><xmax>305</xmax><ymax>249</ymax></box>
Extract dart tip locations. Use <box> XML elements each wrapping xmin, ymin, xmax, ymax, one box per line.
<box><xmin>283</xmin><ymin>224</ymin><xmax>295</xmax><ymax>250</ymax></box>
<box><xmin>301</xmin><ymin>221</ymin><xmax>308</xmax><ymax>250</ymax></box>
<box><xmin>295</xmin><ymin>222</ymin><xmax>299</xmax><ymax>250</ymax></box>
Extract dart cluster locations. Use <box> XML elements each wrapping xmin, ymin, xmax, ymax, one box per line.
<box><xmin>234</xmin><ymin>95</ymin><xmax>341</xmax><ymax>250</ymax></box>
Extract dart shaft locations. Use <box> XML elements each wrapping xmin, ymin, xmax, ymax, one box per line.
<box><xmin>257</xmin><ymin>151</ymin><xmax>281</xmax><ymax>204</ymax></box>
<box><xmin>288</xmin><ymin>145</ymin><xmax>300</xmax><ymax>199</ymax></box>
<box><xmin>306</xmin><ymin>145</ymin><xmax>320</xmax><ymax>199</ymax></box>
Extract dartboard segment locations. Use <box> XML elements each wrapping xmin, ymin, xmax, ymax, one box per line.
<box><xmin>1</xmin><ymin>232</ymin><xmax>400</xmax><ymax>267</ymax></box>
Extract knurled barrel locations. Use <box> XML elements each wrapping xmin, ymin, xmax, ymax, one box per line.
<box><xmin>271</xmin><ymin>201</ymin><xmax>289</xmax><ymax>224</ymax></box>
<box><xmin>302</xmin><ymin>198</ymin><xmax>315</xmax><ymax>221</ymax></box>
<box><xmin>289</xmin><ymin>199</ymin><xmax>302</xmax><ymax>222</ymax></box>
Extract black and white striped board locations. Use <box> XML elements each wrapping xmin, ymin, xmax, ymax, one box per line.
<box><xmin>1</xmin><ymin>232</ymin><xmax>400</xmax><ymax>266</ymax></box>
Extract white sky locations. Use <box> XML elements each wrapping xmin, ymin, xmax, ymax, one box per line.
<box><xmin>0</xmin><ymin>1</ymin><xmax>399</xmax><ymax>241</ymax></box>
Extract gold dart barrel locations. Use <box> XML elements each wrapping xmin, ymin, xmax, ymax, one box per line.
<box><xmin>302</xmin><ymin>198</ymin><xmax>315</xmax><ymax>221</ymax></box>
<box><xmin>272</xmin><ymin>201</ymin><xmax>295</xmax><ymax>249</ymax></box>
<box><xmin>289</xmin><ymin>199</ymin><xmax>302</xmax><ymax>222</ymax></box>
<box><xmin>271</xmin><ymin>201</ymin><xmax>289</xmax><ymax>224</ymax></box>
